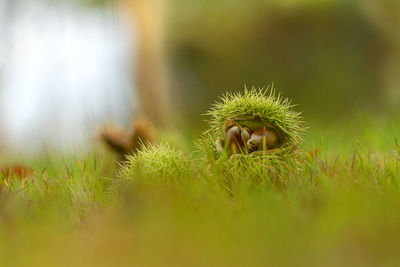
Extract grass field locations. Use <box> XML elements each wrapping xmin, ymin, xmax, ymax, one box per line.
<box><xmin>1</xmin><ymin>114</ymin><xmax>400</xmax><ymax>267</ymax></box>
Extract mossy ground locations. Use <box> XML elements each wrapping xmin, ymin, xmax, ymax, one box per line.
<box><xmin>1</xmin><ymin>115</ymin><xmax>400</xmax><ymax>267</ymax></box>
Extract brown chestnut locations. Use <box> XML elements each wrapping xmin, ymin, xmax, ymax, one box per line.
<box><xmin>247</xmin><ymin>127</ymin><xmax>280</xmax><ymax>152</ymax></box>
<box><xmin>223</xmin><ymin>125</ymin><xmax>254</xmax><ymax>155</ymax></box>
<box><xmin>240</xmin><ymin>126</ymin><xmax>253</xmax><ymax>144</ymax></box>
<box><xmin>224</xmin><ymin>126</ymin><xmax>244</xmax><ymax>155</ymax></box>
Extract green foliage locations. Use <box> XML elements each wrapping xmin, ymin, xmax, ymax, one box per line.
<box><xmin>168</xmin><ymin>1</ymin><xmax>385</xmax><ymax>119</ymax></box>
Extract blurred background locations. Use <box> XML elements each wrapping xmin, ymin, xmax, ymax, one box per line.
<box><xmin>0</xmin><ymin>0</ymin><xmax>399</xmax><ymax>153</ymax></box>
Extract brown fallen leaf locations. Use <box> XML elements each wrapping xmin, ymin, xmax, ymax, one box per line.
<box><xmin>101</xmin><ymin>117</ymin><xmax>155</xmax><ymax>161</ymax></box>
<box><xmin>0</xmin><ymin>164</ymin><xmax>34</xmax><ymax>180</ymax></box>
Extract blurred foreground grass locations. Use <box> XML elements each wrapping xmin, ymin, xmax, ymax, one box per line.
<box><xmin>1</xmin><ymin>115</ymin><xmax>400</xmax><ymax>267</ymax></box>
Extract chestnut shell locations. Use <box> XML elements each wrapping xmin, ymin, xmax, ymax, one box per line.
<box><xmin>216</xmin><ymin>115</ymin><xmax>285</xmax><ymax>157</ymax></box>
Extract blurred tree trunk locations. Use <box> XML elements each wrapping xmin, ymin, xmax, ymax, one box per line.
<box><xmin>120</xmin><ymin>0</ymin><xmax>170</xmax><ymax>126</ymax></box>
<box><xmin>365</xmin><ymin>0</ymin><xmax>400</xmax><ymax>107</ymax></box>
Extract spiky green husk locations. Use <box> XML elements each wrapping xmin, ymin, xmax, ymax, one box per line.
<box><xmin>120</xmin><ymin>139</ymin><xmax>297</xmax><ymax>192</ymax></box>
<box><xmin>120</xmin><ymin>142</ymin><xmax>195</xmax><ymax>183</ymax></box>
<box><xmin>121</xmin><ymin>87</ymin><xmax>305</xmax><ymax>184</ymax></box>
<box><xmin>199</xmin><ymin>86</ymin><xmax>306</xmax><ymax>159</ymax></box>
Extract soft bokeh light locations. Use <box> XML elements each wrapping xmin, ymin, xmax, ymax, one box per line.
<box><xmin>0</xmin><ymin>0</ymin><xmax>136</xmax><ymax>152</ymax></box>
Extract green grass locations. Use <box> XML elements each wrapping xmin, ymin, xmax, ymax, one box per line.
<box><xmin>1</xmin><ymin>116</ymin><xmax>400</xmax><ymax>267</ymax></box>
